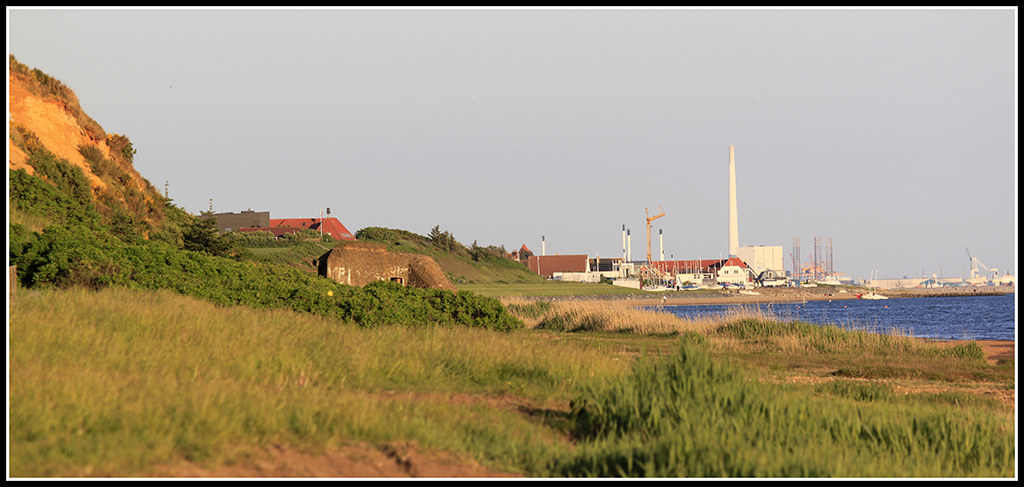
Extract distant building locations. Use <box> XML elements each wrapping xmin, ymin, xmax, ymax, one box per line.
<box><xmin>201</xmin><ymin>210</ymin><xmax>356</xmax><ymax>241</ymax></box>
<box><xmin>202</xmin><ymin>210</ymin><xmax>269</xmax><ymax>232</ymax></box>
<box><xmin>865</xmin><ymin>277</ymin><xmax>927</xmax><ymax>290</ymax></box>
<box><xmin>717</xmin><ymin>257</ymin><xmax>753</xmax><ymax>285</ymax></box>
<box><xmin>270</xmin><ymin>217</ymin><xmax>355</xmax><ymax>241</ymax></box>
<box><xmin>528</xmin><ymin>254</ymin><xmax>588</xmax><ymax>279</ymax></box>
<box><xmin>736</xmin><ymin>245</ymin><xmax>786</xmax><ymax>277</ymax></box>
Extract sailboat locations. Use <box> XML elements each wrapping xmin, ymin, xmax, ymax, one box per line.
<box><xmin>859</xmin><ymin>270</ymin><xmax>889</xmax><ymax>300</ymax></box>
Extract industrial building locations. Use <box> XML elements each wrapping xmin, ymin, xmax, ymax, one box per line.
<box><xmin>736</xmin><ymin>245</ymin><xmax>785</xmax><ymax>278</ymax></box>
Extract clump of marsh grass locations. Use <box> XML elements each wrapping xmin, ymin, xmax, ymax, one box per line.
<box><xmin>500</xmin><ymin>298</ymin><xmax>766</xmax><ymax>336</ymax></box>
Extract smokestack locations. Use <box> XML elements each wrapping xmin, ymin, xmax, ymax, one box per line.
<box><xmin>542</xmin><ymin>235</ymin><xmax>546</xmax><ymax>256</ymax></box>
<box><xmin>659</xmin><ymin>229</ymin><xmax>664</xmax><ymax>261</ymax></box>
<box><xmin>729</xmin><ymin>145</ymin><xmax>739</xmax><ymax>257</ymax></box>
<box><xmin>627</xmin><ymin>229</ymin><xmax>632</xmax><ymax>262</ymax></box>
<box><xmin>622</xmin><ymin>224</ymin><xmax>626</xmax><ymax>262</ymax></box>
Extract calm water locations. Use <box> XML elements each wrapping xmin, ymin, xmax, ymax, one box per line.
<box><xmin>649</xmin><ymin>293</ymin><xmax>1017</xmax><ymax>341</ymax></box>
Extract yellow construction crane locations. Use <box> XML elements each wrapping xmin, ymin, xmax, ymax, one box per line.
<box><xmin>645</xmin><ymin>206</ymin><xmax>665</xmax><ymax>263</ymax></box>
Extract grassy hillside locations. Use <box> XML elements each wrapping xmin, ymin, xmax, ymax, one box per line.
<box><xmin>353</xmin><ymin>226</ymin><xmax>547</xmax><ymax>285</ymax></box>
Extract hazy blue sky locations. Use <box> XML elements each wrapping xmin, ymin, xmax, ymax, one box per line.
<box><xmin>7</xmin><ymin>7</ymin><xmax>1017</xmax><ymax>282</ymax></box>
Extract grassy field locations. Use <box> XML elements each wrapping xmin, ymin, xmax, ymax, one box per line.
<box><xmin>9</xmin><ymin>287</ymin><xmax>1015</xmax><ymax>478</ymax></box>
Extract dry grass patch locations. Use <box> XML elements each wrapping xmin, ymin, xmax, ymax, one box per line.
<box><xmin>500</xmin><ymin>298</ymin><xmax>733</xmax><ymax>336</ymax></box>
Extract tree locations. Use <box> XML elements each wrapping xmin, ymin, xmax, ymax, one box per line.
<box><xmin>182</xmin><ymin>212</ymin><xmax>234</xmax><ymax>257</ymax></box>
<box><xmin>428</xmin><ymin>225</ymin><xmax>460</xmax><ymax>253</ymax></box>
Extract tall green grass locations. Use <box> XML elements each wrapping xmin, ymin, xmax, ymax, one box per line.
<box><xmin>8</xmin><ymin>287</ymin><xmax>631</xmax><ymax>477</ymax></box>
<box><xmin>552</xmin><ymin>344</ymin><xmax>1015</xmax><ymax>477</ymax></box>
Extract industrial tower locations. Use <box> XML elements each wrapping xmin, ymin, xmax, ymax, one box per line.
<box><xmin>792</xmin><ymin>238</ymin><xmax>801</xmax><ymax>282</ymax></box>
<box><xmin>814</xmin><ymin>237</ymin><xmax>821</xmax><ymax>282</ymax></box>
<box><xmin>825</xmin><ymin>238</ymin><xmax>834</xmax><ymax>280</ymax></box>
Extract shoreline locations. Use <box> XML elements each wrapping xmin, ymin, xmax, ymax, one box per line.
<box><xmin>519</xmin><ymin>287</ymin><xmax>1015</xmax><ymax>364</ymax></box>
<box><xmin>528</xmin><ymin>285</ymin><xmax>1012</xmax><ymax>308</ymax></box>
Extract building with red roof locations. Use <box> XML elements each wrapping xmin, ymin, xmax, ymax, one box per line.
<box><xmin>716</xmin><ymin>257</ymin><xmax>752</xmax><ymax>284</ymax></box>
<box><xmin>527</xmin><ymin>254</ymin><xmax>589</xmax><ymax>279</ymax></box>
<box><xmin>269</xmin><ymin>217</ymin><xmax>356</xmax><ymax>241</ymax></box>
<box><xmin>203</xmin><ymin>209</ymin><xmax>357</xmax><ymax>242</ymax></box>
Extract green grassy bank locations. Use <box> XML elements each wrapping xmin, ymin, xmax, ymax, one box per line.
<box><xmin>9</xmin><ymin>287</ymin><xmax>1014</xmax><ymax>478</ymax></box>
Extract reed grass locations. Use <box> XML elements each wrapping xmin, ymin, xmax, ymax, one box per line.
<box><xmin>501</xmin><ymin>297</ymin><xmax>727</xmax><ymax>336</ymax></box>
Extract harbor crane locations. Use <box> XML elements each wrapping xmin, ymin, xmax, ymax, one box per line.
<box><xmin>645</xmin><ymin>206</ymin><xmax>665</xmax><ymax>263</ymax></box>
<box><xmin>966</xmin><ymin>248</ymin><xmax>997</xmax><ymax>283</ymax></box>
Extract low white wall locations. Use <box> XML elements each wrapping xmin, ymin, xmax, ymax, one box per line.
<box><xmin>553</xmin><ymin>272</ymin><xmax>602</xmax><ymax>283</ymax></box>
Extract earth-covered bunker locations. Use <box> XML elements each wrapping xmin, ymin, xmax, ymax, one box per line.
<box><xmin>317</xmin><ymin>241</ymin><xmax>456</xmax><ymax>291</ymax></box>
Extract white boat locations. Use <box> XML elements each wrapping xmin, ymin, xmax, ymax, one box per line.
<box><xmin>859</xmin><ymin>270</ymin><xmax>888</xmax><ymax>299</ymax></box>
<box><xmin>858</xmin><ymin>292</ymin><xmax>888</xmax><ymax>300</ymax></box>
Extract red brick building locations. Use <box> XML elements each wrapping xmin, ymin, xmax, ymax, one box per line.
<box><xmin>527</xmin><ymin>254</ymin><xmax>589</xmax><ymax>279</ymax></box>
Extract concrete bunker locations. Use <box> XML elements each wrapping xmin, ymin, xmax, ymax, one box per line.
<box><xmin>317</xmin><ymin>241</ymin><xmax>456</xmax><ymax>292</ymax></box>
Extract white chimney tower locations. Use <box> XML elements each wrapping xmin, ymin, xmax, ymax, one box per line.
<box><xmin>622</xmin><ymin>224</ymin><xmax>626</xmax><ymax>262</ymax></box>
<box><xmin>659</xmin><ymin>229</ymin><xmax>664</xmax><ymax>261</ymax></box>
<box><xmin>627</xmin><ymin>229</ymin><xmax>632</xmax><ymax>262</ymax></box>
<box><xmin>729</xmin><ymin>145</ymin><xmax>739</xmax><ymax>257</ymax></box>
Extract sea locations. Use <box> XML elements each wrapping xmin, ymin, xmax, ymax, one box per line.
<box><xmin>649</xmin><ymin>293</ymin><xmax>1017</xmax><ymax>342</ymax></box>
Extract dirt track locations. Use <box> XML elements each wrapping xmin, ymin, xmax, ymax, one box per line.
<box><xmin>153</xmin><ymin>442</ymin><xmax>523</xmax><ymax>478</ymax></box>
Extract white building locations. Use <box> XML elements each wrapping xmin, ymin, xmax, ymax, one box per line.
<box><xmin>717</xmin><ymin>257</ymin><xmax>752</xmax><ymax>285</ymax></box>
<box><xmin>736</xmin><ymin>245</ymin><xmax>785</xmax><ymax>277</ymax></box>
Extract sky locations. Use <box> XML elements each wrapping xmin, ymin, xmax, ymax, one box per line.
<box><xmin>7</xmin><ymin>7</ymin><xmax>1017</xmax><ymax>282</ymax></box>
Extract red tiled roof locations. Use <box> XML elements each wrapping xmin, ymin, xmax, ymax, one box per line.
<box><xmin>722</xmin><ymin>257</ymin><xmax>749</xmax><ymax>268</ymax></box>
<box><xmin>269</xmin><ymin>217</ymin><xmax>355</xmax><ymax>241</ymax></box>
